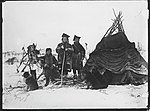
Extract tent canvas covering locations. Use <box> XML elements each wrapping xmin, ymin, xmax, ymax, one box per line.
<box><xmin>81</xmin><ymin>11</ymin><xmax>148</xmax><ymax>89</ymax></box>
<box><xmin>91</xmin><ymin>32</ymin><xmax>147</xmax><ymax>74</ymax></box>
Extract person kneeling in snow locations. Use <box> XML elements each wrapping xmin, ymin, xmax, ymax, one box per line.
<box><xmin>22</xmin><ymin>71</ymin><xmax>39</xmax><ymax>91</ymax></box>
<box><xmin>41</xmin><ymin>48</ymin><xmax>59</xmax><ymax>86</ymax></box>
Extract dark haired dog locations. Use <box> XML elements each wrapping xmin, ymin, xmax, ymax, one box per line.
<box><xmin>81</xmin><ymin>70</ymin><xmax>108</xmax><ymax>89</ymax></box>
<box><xmin>80</xmin><ymin>63</ymin><xmax>109</xmax><ymax>89</ymax></box>
<box><xmin>22</xmin><ymin>72</ymin><xmax>39</xmax><ymax>91</ymax></box>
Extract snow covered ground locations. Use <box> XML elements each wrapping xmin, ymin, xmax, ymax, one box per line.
<box><xmin>2</xmin><ymin>59</ymin><xmax>148</xmax><ymax>109</ymax></box>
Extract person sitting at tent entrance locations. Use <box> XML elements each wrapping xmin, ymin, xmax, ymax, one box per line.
<box><xmin>41</xmin><ymin>48</ymin><xmax>58</xmax><ymax>86</ymax></box>
<box><xmin>56</xmin><ymin>33</ymin><xmax>74</xmax><ymax>78</ymax></box>
<box><xmin>72</xmin><ymin>35</ymin><xmax>85</xmax><ymax>81</ymax></box>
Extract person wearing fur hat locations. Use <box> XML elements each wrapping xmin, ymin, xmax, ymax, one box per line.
<box><xmin>72</xmin><ymin>35</ymin><xmax>85</xmax><ymax>81</ymax></box>
<box><xmin>56</xmin><ymin>33</ymin><xmax>74</xmax><ymax>77</ymax></box>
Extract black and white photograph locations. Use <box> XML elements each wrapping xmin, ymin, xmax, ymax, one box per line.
<box><xmin>2</xmin><ymin>0</ymin><xmax>148</xmax><ymax>109</ymax></box>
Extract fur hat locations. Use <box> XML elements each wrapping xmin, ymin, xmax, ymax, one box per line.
<box><xmin>62</xmin><ymin>33</ymin><xmax>70</xmax><ymax>38</ymax></box>
<box><xmin>73</xmin><ymin>35</ymin><xmax>81</xmax><ymax>41</ymax></box>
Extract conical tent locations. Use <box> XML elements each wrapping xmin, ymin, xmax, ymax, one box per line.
<box><xmin>81</xmin><ymin>11</ymin><xmax>148</xmax><ymax>89</ymax></box>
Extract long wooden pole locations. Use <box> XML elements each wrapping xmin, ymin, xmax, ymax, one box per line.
<box><xmin>60</xmin><ymin>50</ymin><xmax>66</xmax><ymax>87</ymax></box>
<box><xmin>17</xmin><ymin>53</ymin><xmax>28</xmax><ymax>72</ymax></box>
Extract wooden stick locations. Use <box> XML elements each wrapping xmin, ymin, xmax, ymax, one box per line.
<box><xmin>21</xmin><ymin>60</ymin><xmax>30</xmax><ymax>72</ymax></box>
<box><xmin>17</xmin><ymin>53</ymin><xmax>28</xmax><ymax>72</ymax></box>
<box><xmin>36</xmin><ymin>71</ymin><xmax>44</xmax><ymax>81</ymax></box>
<box><xmin>60</xmin><ymin>50</ymin><xmax>66</xmax><ymax>87</ymax></box>
<box><xmin>112</xmin><ymin>8</ymin><xmax>117</xmax><ymax>18</ymax></box>
<box><xmin>104</xmin><ymin>10</ymin><xmax>125</xmax><ymax>37</ymax></box>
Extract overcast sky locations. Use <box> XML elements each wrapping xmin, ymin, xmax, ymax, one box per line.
<box><xmin>2</xmin><ymin>1</ymin><xmax>148</xmax><ymax>56</ymax></box>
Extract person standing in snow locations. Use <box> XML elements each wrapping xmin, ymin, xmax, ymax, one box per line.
<box><xmin>72</xmin><ymin>35</ymin><xmax>85</xmax><ymax>81</ymax></box>
<box><xmin>56</xmin><ymin>33</ymin><xmax>74</xmax><ymax>78</ymax></box>
<box><xmin>41</xmin><ymin>48</ymin><xmax>58</xmax><ymax>86</ymax></box>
